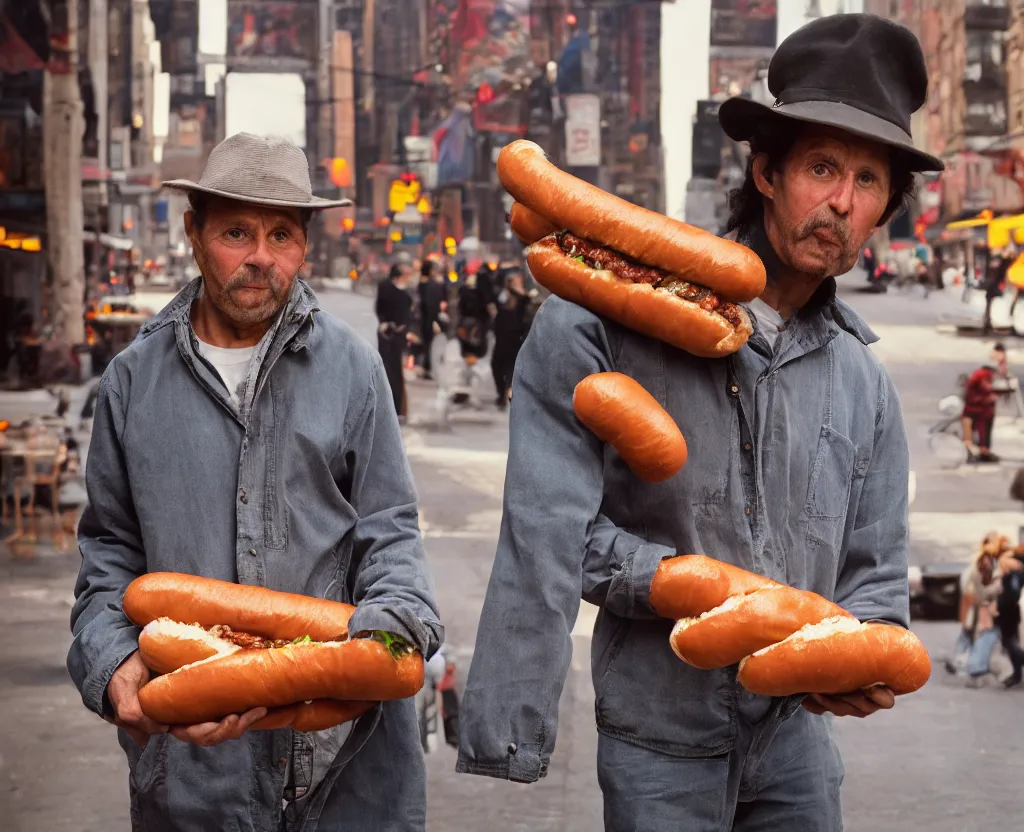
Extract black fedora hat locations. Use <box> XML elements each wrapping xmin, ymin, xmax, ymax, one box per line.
<box><xmin>718</xmin><ymin>14</ymin><xmax>943</xmax><ymax>172</ymax></box>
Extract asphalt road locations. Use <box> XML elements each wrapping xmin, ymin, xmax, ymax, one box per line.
<box><xmin>2</xmin><ymin>279</ymin><xmax>1022</xmax><ymax>831</ymax></box>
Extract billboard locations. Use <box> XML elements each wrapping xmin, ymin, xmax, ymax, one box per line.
<box><xmin>564</xmin><ymin>94</ymin><xmax>601</xmax><ymax>167</ymax></box>
<box><xmin>225</xmin><ymin>73</ymin><xmax>307</xmax><ymax>148</ymax></box>
<box><xmin>226</xmin><ymin>1</ymin><xmax>317</xmax><ymax>71</ymax></box>
<box><xmin>430</xmin><ymin>0</ymin><xmax>531</xmax><ymax>135</ymax></box>
<box><xmin>710</xmin><ymin>0</ymin><xmax>777</xmax><ymax>49</ymax></box>
<box><xmin>709</xmin><ymin>55</ymin><xmax>771</xmax><ymax>97</ymax></box>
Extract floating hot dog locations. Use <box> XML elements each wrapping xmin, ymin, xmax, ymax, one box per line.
<box><xmin>497</xmin><ymin>140</ymin><xmax>766</xmax><ymax>357</ymax></box>
<box><xmin>572</xmin><ymin>372</ymin><xmax>687</xmax><ymax>483</ymax></box>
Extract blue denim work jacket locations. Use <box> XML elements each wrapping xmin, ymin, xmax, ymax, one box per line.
<box><xmin>67</xmin><ymin>279</ymin><xmax>443</xmax><ymax>831</ymax></box>
<box><xmin>457</xmin><ymin>269</ymin><xmax>910</xmax><ymax>783</ymax></box>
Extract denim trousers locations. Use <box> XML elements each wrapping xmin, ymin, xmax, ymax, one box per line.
<box><xmin>955</xmin><ymin>627</ymin><xmax>1000</xmax><ymax>677</ymax></box>
<box><xmin>596</xmin><ymin>706</ymin><xmax>844</xmax><ymax>832</ymax></box>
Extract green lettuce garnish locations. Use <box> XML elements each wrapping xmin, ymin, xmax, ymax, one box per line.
<box><xmin>289</xmin><ymin>635</ymin><xmax>312</xmax><ymax>646</ymax></box>
<box><xmin>370</xmin><ymin>631</ymin><xmax>415</xmax><ymax>660</ymax></box>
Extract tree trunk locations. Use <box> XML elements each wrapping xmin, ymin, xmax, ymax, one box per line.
<box><xmin>44</xmin><ymin>0</ymin><xmax>86</xmax><ymax>354</ymax></box>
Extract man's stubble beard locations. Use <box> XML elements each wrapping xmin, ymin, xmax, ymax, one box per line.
<box><xmin>194</xmin><ymin>245</ymin><xmax>293</xmax><ymax>329</ymax></box>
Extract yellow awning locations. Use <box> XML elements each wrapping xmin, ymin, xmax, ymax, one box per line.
<box><xmin>988</xmin><ymin>214</ymin><xmax>1024</xmax><ymax>249</ymax></box>
<box><xmin>945</xmin><ymin>217</ymin><xmax>990</xmax><ymax>230</ymax></box>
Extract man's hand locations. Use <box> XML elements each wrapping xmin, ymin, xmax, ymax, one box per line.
<box><xmin>106</xmin><ymin>651</ymin><xmax>169</xmax><ymax>748</ymax></box>
<box><xmin>169</xmin><ymin>708</ymin><xmax>268</xmax><ymax>747</ymax></box>
<box><xmin>802</xmin><ymin>686</ymin><xmax>895</xmax><ymax>718</ymax></box>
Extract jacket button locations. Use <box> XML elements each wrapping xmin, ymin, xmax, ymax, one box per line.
<box><xmin>507</xmin><ymin>743</ymin><xmax>517</xmax><ymax>755</ymax></box>
<box><xmin>239</xmin><ymin>489</ymin><xmax>248</xmax><ymax>504</ymax></box>
<box><xmin>278</xmin><ymin>757</ymin><xmax>287</xmax><ymax>768</ymax></box>
<box><xmin>730</xmin><ymin>384</ymin><xmax>739</xmax><ymax>394</ymax></box>
<box><xmin>744</xmin><ymin>442</ymin><xmax>752</xmax><ymax>451</ymax></box>
<box><xmin>248</xmin><ymin>548</ymin><xmax>257</xmax><ymax>556</ymax></box>
<box><xmin>745</xmin><ymin>505</ymin><xmax>752</xmax><ymax>516</ymax></box>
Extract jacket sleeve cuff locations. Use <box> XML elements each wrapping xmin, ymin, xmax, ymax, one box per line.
<box><xmin>456</xmin><ymin>743</ymin><xmax>549</xmax><ymax>784</ymax></box>
<box><xmin>80</xmin><ymin>633</ymin><xmax>141</xmax><ymax>719</ymax></box>
<box><xmin>348</xmin><ymin>603</ymin><xmax>441</xmax><ymax>659</ymax></box>
<box><xmin>628</xmin><ymin>542</ymin><xmax>678</xmax><ymax>616</ymax></box>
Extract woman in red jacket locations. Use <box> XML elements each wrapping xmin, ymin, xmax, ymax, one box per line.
<box><xmin>962</xmin><ymin>343</ymin><xmax>1008</xmax><ymax>462</ymax></box>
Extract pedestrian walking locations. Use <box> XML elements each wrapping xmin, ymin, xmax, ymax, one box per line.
<box><xmin>961</xmin><ymin>343</ymin><xmax>1008</xmax><ymax>463</ymax></box>
<box><xmin>944</xmin><ymin>538</ymin><xmax>1003</xmax><ymax>685</ymax></box>
<box><xmin>491</xmin><ymin>270</ymin><xmax>531</xmax><ymax>410</ymax></box>
<box><xmin>67</xmin><ymin>133</ymin><xmax>442</xmax><ymax>832</ymax></box>
<box><xmin>417</xmin><ymin>259</ymin><xmax>447</xmax><ymax>380</ymax></box>
<box><xmin>376</xmin><ymin>262</ymin><xmax>415</xmax><ymax>419</ymax></box>
<box><xmin>459</xmin><ymin>15</ymin><xmax>940</xmax><ymax>830</ymax></box>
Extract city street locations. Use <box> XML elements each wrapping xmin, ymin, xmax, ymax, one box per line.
<box><xmin>3</xmin><ymin>279</ymin><xmax>1024</xmax><ymax>831</ymax></box>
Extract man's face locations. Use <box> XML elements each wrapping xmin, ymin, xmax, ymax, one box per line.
<box><xmin>756</xmin><ymin>126</ymin><xmax>893</xmax><ymax>279</ymax></box>
<box><xmin>185</xmin><ymin>196</ymin><xmax>306</xmax><ymax>329</ymax></box>
<box><xmin>993</xmin><ymin>348</ymin><xmax>1008</xmax><ymax>373</ymax></box>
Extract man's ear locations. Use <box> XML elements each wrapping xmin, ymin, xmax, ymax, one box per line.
<box><xmin>752</xmin><ymin>153</ymin><xmax>775</xmax><ymax>200</ymax></box>
<box><xmin>183</xmin><ymin>210</ymin><xmax>198</xmax><ymax>252</ymax></box>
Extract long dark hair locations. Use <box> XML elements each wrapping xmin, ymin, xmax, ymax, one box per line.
<box><xmin>724</xmin><ymin>122</ymin><xmax>917</xmax><ymax>235</ymax></box>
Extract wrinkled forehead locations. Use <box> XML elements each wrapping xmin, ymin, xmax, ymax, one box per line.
<box><xmin>789</xmin><ymin>124</ymin><xmax>892</xmax><ymax>172</ymax></box>
<box><xmin>202</xmin><ymin>195</ymin><xmax>303</xmax><ymax>228</ymax></box>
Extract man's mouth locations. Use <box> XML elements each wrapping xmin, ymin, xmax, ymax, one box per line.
<box><xmin>812</xmin><ymin>228</ymin><xmax>843</xmax><ymax>247</ymax></box>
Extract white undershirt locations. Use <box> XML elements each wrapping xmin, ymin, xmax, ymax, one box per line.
<box><xmin>747</xmin><ymin>297</ymin><xmax>788</xmax><ymax>352</ymax></box>
<box><xmin>195</xmin><ymin>340</ymin><xmax>257</xmax><ymax>408</ymax></box>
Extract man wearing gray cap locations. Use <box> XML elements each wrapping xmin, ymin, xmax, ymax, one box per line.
<box><xmin>67</xmin><ymin>133</ymin><xmax>442</xmax><ymax>831</ymax></box>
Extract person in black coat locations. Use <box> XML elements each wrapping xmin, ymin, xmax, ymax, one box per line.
<box><xmin>376</xmin><ymin>263</ymin><xmax>414</xmax><ymax>417</ymax></box>
<box><xmin>417</xmin><ymin>260</ymin><xmax>447</xmax><ymax>380</ymax></box>
<box><xmin>491</xmin><ymin>270</ymin><xmax>532</xmax><ymax>409</ymax></box>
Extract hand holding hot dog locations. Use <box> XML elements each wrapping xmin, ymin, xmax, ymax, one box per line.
<box><xmin>803</xmin><ymin>687</ymin><xmax>896</xmax><ymax>719</ymax></box>
<box><xmin>106</xmin><ymin>651</ymin><xmax>169</xmax><ymax>748</ymax></box>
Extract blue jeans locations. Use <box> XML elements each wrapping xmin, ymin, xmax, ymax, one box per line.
<box><xmin>956</xmin><ymin>627</ymin><xmax>1000</xmax><ymax>677</ymax></box>
<box><xmin>597</xmin><ymin>706</ymin><xmax>844</xmax><ymax>832</ymax></box>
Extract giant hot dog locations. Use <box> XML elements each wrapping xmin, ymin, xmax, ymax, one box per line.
<box><xmin>650</xmin><ymin>556</ymin><xmax>931</xmax><ymax>697</ymax></box>
<box><xmin>737</xmin><ymin>617</ymin><xmax>932</xmax><ymax>697</ymax></box>
<box><xmin>138</xmin><ymin>618</ymin><xmax>377</xmax><ymax>731</ymax></box>
<box><xmin>573</xmin><ymin>372</ymin><xmax>687</xmax><ymax>482</ymax></box>
<box><xmin>668</xmin><ymin>585</ymin><xmax>853</xmax><ymax>670</ymax></box>
<box><xmin>497</xmin><ymin>141</ymin><xmax>766</xmax><ymax>357</ymax></box>
<box><xmin>124</xmin><ymin>573</ymin><xmax>422</xmax><ymax>729</ymax></box>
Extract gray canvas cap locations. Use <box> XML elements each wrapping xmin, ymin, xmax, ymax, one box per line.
<box><xmin>162</xmin><ymin>132</ymin><xmax>353</xmax><ymax>209</ymax></box>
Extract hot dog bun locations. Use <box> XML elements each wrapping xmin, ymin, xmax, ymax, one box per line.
<box><xmin>138</xmin><ymin>639</ymin><xmax>423</xmax><ymax>725</ymax></box>
<box><xmin>737</xmin><ymin>617</ymin><xmax>932</xmax><ymax>696</ymax></box>
<box><xmin>649</xmin><ymin>555</ymin><xmax>779</xmax><ymax>620</ymax></box>
<box><xmin>138</xmin><ymin>618</ymin><xmax>239</xmax><ymax>674</ymax></box>
<box><xmin>526</xmin><ymin>237</ymin><xmax>753</xmax><ymax>358</ymax></box>
<box><xmin>572</xmin><ymin>372</ymin><xmax>687</xmax><ymax>482</ymax></box>
<box><xmin>509</xmin><ymin>202</ymin><xmax>557</xmax><ymax>244</ymax></box>
<box><xmin>123</xmin><ymin>573</ymin><xmax>355</xmax><ymax>643</ymax></box>
<box><xmin>249</xmin><ymin>699</ymin><xmax>376</xmax><ymax>733</ymax></box>
<box><xmin>669</xmin><ymin>586</ymin><xmax>855</xmax><ymax>670</ymax></box>
<box><xmin>498</xmin><ymin>140</ymin><xmax>766</xmax><ymax>303</ymax></box>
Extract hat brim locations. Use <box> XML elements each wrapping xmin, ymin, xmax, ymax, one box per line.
<box><xmin>718</xmin><ymin>97</ymin><xmax>944</xmax><ymax>172</ymax></box>
<box><xmin>161</xmin><ymin>180</ymin><xmax>353</xmax><ymax>210</ymax></box>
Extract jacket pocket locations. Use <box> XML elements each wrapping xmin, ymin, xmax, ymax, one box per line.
<box><xmin>593</xmin><ymin>618</ymin><xmax>736</xmax><ymax>757</ymax></box>
<box><xmin>804</xmin><ymin>426</ymin><xmax>856</xmax><ymax>520</ymax></box>
<box><xmin>122</xmin><ymin>731</ymin><xmax>168</xmax><ymax>795</ymax></box>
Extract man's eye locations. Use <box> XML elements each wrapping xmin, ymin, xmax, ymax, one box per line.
<box><xmin>812</xmin><ymin>163</ymin><xmax>830</xmax><ymax>177</ymax></box>
<box><xmin>858</xmin><ymin>172</ymin><xmax>877</xmax><ymax>186</ymax></box>
<box><xmin>225</xmin><ymin>229</ymin><xmax>245</xmax><ymax>240</ymax></box>
<box><xmin>273</xmin><ymin>231</ymin><xmax>290</xmax><ymax>242</ymax></box>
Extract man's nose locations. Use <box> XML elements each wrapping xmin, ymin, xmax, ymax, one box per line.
<box><xmin>245</xmin><ymin>235</ymin><xmax>276</xmax><ymax>270</ymax></box>
<box><xmin>828</xmin><ymin>173</ymin><xmax>856</xmax><ymax>216</ymax></box>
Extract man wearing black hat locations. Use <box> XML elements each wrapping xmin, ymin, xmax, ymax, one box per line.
<box><xmin>458</xmin><ymin>15</ymin><xmax>936</xmax><ymax>830</ymax></box>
